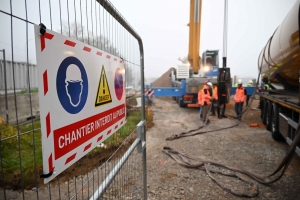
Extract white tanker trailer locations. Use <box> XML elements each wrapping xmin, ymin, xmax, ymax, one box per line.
<box><xmin>258</xmin><ymin>0</ymin><xmax>300</xmax><ymax>155</ymax></box>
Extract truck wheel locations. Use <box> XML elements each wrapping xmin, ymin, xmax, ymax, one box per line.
<box><xmin>260</xmin><ymin>99</ymin><xmax>264</xmax><ymax>120</ymax></box>
<box><xmin>265</xmin><ymin>101</ymin><xmax>272</xmax><ymax>131</ymax></box>
<box><xmin>262</xmin><ymin>99</ymin><xmax>267</xmax><ymax>125</ymax></box>
<box><xmin>271</xmin><ymin>103</ymin><xmax>284</xmax><ymax>141</ymax></box>
<box><xmin>179</xmin><ymin>98</ymin><xmax>185</xmax><ymax>107</ymax></box>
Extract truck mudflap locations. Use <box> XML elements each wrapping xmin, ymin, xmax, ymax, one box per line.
<box><xmin>187</xmin><ymin>103</ymin><xmax>199</xmax><ymax>108</ymax></box>
<box><xmin>183</xmin><ymin>94</ymin><xmax>198</xmax><ymax>107</ymax></box>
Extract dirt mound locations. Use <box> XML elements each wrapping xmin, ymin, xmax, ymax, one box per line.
<box><xmin>152</xmin><ymin>67</ymin><xmax>175</xmax><ymax>87</ymax></box>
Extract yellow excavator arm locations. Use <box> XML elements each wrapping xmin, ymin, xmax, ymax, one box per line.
<box><xmin>188</xmin><ymin>0</ymin><xmax>202</xmax><ymax>74</ymax></box>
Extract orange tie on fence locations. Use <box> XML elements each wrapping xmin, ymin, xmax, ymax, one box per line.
<box><xmin>147</xmin><ymin>108</ymin><xmax>151</xmax><ymax>116</ymax></box>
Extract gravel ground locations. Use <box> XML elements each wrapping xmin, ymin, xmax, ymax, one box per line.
<box><xmin>2</xmin><ymin>96</ymin><xmax>300</xmax><ymax>200</ymax></box>
<box><xmin>146</xmin><ymin>97</ymin><xmax>300</xmax><ymax>200</ymax></box>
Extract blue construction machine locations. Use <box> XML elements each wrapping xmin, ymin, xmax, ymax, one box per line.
<box><xmin>168</xmin><ymin>50</ymin><xmax>220</xmax><ymax>107</ymax></box>
<box><xmin>145</xmin><ymin>0</ymin><xmax>256</xmax><ymax>107</ymax></box>
<box><xmin>145</xmin><ymin>0</ymin><xmax>232</xmax><ymax>107</ymax></box>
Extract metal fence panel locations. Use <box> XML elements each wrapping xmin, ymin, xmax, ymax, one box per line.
<box><xmin>0</xmin><ymin>0</ymin><xmax>146</xmax><ymax>199</ymax></box>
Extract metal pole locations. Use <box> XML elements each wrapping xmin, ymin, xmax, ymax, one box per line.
<box><xmin>25</xmin><ymin>38</ymin><xmax>33</xmax><ymax>95</ymax></box>
<box><xmin>142</xmin><ymin>128</ymin><xmax>147</xmax><ymax>200</ymax></box>
<box><xmin>138</xmin><ymin>31</ymin><xmax>147</xmax><ymax>200</ymax></box>
<box><xmin>89</xmin><ymin>138</ymin><xmax>140</xmax><ymax>200</ymax></box>
<box><xmin>222</xmin><ymin>0</ymin><xmax>228</xmax><ymax>68</ymax></box>
<box><xmin>96</xmin><ymin>1</ymin><xmax>147</xmax><ymax>199</ymax></box>
<box><xmin>26</xmin><ymin>63</ymin><xmax>30</xmax><ymax>95</ymax></box>
<box><xmin>1</xmin><ymin>49</ymin><xmax>9</xmax><ymax>124</ymax></box>
<box><xmin>267</xmin><ymin>49</ymin><xmax>271</xmax><ymax>90</ymax></box>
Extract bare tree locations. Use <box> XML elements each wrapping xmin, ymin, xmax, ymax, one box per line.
<box><xmin>61</xmin><ymin>22</ymin><xmax>120</xmax><ymax>56</ymax></box>
<box><xmin>61</xmin><ymin>22</ymin><xmax>136</xmax><ymax>83</ymax></box>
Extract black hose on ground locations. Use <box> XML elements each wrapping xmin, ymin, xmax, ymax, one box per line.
<box><xmin>163</xmin><ymin>30</ymin><xmax>299</xmax><ymax>197</ymax></box>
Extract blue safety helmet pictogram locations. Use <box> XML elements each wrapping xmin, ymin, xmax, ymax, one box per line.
<box><xmin>56</xmin><ymin>56</ymin><xmax>88</xmax><ymax>114</ymax></box>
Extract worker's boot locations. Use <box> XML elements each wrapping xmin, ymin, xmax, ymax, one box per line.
<box><xmin>206</xmin><ymin>120</ymin><xmax>210</xmax><ymax>125</ymax></box>
<box><xmin>217</xmin><ymin>111</ymin><xmax>221</xmax><ymax>119</ymax></box>
<box><xmin>221</xmin><ymin>111</ymin><xmax>227</xmax><ymax>118</ymax></box>
<box><xmin>200</xmin><ymin>114</ymin><xmax>202</xmax><ymax>119</ymax></box>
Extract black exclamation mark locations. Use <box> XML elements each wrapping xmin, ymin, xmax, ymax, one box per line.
<box><xmin>102</xmin><ymin>73</ymin><xmax>105</xmax><ymax>94</ymax></box>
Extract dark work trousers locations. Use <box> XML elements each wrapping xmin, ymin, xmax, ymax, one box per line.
<box><xmin>235</xmin><ymin>102</ymin><xmax>243</xmax><ymax>118</ymax></box>
<box><xmin>211</xmin><ymin>99</ymin><xmax>220</xmax><ymax>116</ymax></box>
<box><xmin>219</xmin><ymin>103</ymin><xmax>226</xmax><ymax>116</ymax></box>
<box><xmin>202</xmin><ymin>104</ymin><xmax>211</xmax><ymax>122</ymax></box>
<box><xmin>246</xmin><ymin>95</ymin><xmax>251</xmax><ymax>107</ymax></box>
<box><xmin>199</xmin><ymin>106</ymin><xmax>203</xmax><ymax>115</ymax></box>
<box><xmin>199</xmin><ymin>106</ymin><xmax>203</xmax><ymax>119</ymax></box>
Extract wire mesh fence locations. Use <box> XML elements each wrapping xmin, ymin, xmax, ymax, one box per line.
<box><xmin>0</xmin><ymin>0</ymin><xmax>146</xmax><ymax>199</ymax></box>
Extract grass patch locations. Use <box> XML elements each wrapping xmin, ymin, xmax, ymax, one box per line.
<box><xmin>17</xmin><ymin>88</ymin><xmax>39</xmax><ymax>94</ymax></box>
<box><xmin>102</xmin><ymin>110</ymin><xmax>152</xmax><ymax>145</ymax></box>
<box><xmin>0</xmin><ymin>109</ymin><xmax>153</xmax><ymax>189</ymax></box>
<box><xmin>0</xmin><ymin>121</ymin><xmax>42</xmax><ymax>189</ymax></box>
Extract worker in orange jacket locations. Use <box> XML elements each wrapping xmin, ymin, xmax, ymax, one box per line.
<box><xmin>198</xmin><ymin>82</ymin><xmax>213</xmax><ymax>125</ymax></box>
<box><xmin>211</xmin><ymin>84</ymin><xmax>222</xmax><ymax>119</ymax></box>
<box><xmin>212</xmin><ymin>84</ymin><xmax>228</xmax><ymax>119</ymax></box>
<box><xmin>198</xmin><ymin>87</ymin><xmax>204</xmax><ymax>119</ymax></box>
<box><xmin>234</xmin><ymin>79</ymin><xmax>247</xmax><ymax>120</ymax></box>
<box><xmin>198</xmin><ymin>80</ymin><xmax>209</xmax><ymax>119</ymax></box>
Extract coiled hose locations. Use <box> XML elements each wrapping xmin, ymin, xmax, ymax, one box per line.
<box><xmin>163</xmin><ymin>29</ymin><xmax>300</xmax><ymax>197</ymax></box>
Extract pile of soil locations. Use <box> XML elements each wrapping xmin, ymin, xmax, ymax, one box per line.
<box><xmin>126</xmin><ymin>98</ymin><xmax>138</xmax><ymax>106</ymax></box>
<box><xmin>152</xmin><ymin>67</ymin><xmax>175</xmax><ymax>87</ymax></box>
<box><xmin>126</xmin><ymin>97</ymin><xmax>140</xmax><ymax>117</ymax></box>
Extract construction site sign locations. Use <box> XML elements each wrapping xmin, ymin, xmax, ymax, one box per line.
<box><xmin>34</xmin><ymin>25</ymin><xmax>126</xmax><ymax>183</ymax></box>
<box><xmin>95</xmin><ymin>66</ymin><xmax>112</xmax><ymax>107</ymax></box>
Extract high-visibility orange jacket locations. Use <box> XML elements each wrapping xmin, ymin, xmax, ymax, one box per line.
<box><xmin>198</xmin><ymin>85</ymin><xmax>207</xmax><ymax>105</ymax></box>
<box><xmin>234</xmin><ymin>87</ymin><xmax>246</xmax><ymax>103</ymax></box>
<box><xmin>213</xmin><ymin>86</ymin><xmax>218</xmax><ymax>100</ymax></box>
<box><xmin>198</xmin><ymin>85</ymin><xmax>212</xmax><ymax>106</ymax></box>
<box><xmin>197</xmin><ymin>91</ymin><xmax>202</xmax><ymax>106</ymax></box>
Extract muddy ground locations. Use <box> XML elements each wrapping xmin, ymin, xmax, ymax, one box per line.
<box><xmin>146</xmin><ymin>97</ymin><xmax>300</xmax><ymax>200</ymax></box>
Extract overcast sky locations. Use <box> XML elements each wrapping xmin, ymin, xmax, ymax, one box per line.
<box><xmin>110</xmin><ymin>0</ymin><xmax>297</xmax><ymax>79</ymax></box>
<box><xmin>0</xmin><ymin>0</ymin><xmax>297</xmax><ymax>80</ymax></box>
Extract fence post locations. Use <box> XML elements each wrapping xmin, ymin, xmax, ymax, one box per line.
<box><xmin>136</xmin><ymin>120</ymin><xmax>147</xmax><ymax>199</ymax></box>
<box><xmin>1</xmin><ymin>49</ymin><xmax>9</xmax><ymax>124</ymax></box>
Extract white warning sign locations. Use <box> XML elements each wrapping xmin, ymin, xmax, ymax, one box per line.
<box><xmin>34</xmin><ymin>25</ymin><xmax>126</xmax><ymax>183</ymax></box>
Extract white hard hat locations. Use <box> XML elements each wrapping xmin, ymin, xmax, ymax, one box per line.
<box><xmin>207</xmin><ymin>82</ymin><xmax>212</xmax><ymax>87</ymax></box>
<box><xmin>249</xmin><ymin>80</ymin><xmax>253</xmax><ymax>83</ymax></box>
<box><xmin>238</xmin><ymin>79</ymin><xmax>243</xmax><ymax>84</ymax></box>
<box><xmin>65</xmin><ymin>64</ymin><xmax>82</xmax><ymax>82</ymax></box>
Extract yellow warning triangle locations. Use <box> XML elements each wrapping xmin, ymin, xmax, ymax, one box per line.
<box><xmin>95</xmin><ymin>65</ymin><xmax>112</xmax><ymax>107</ymax></box>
